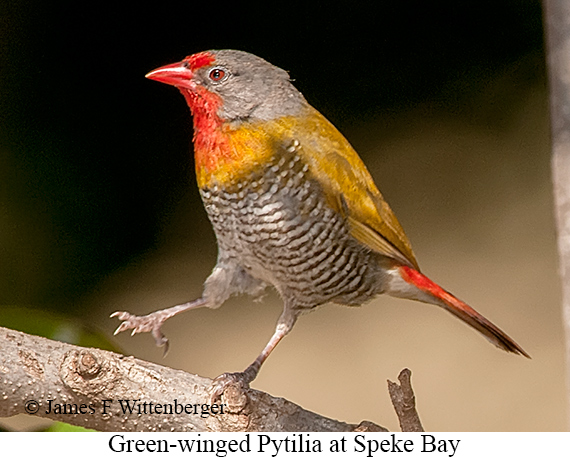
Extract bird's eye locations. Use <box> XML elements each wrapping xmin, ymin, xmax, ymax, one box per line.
<box><xmin>209</xmin><ymin>68</ymin><xmax>226</xmax><ymax>82</ymax></box>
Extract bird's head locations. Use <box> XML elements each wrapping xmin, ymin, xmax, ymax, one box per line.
<box><xmin>146</xmin><ymin>50</ymin><xmax>307</xmax><ymax>124</ymax></box>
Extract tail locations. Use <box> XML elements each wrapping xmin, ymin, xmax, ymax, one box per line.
<box><xmin>387</xmin><ymin>265</ymin><xmax>530</xmax><ymax>358</ymax></box>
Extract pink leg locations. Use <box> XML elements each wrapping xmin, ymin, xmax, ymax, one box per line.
<box><xmin>111</xmin><ymin>297</ymin><xmax>207</xmax><ymax>353</ymax></box>
<box><xmin>210</xmin><ymin>308</ymin><xmax>298</xmax><ymax>401</ymax></box>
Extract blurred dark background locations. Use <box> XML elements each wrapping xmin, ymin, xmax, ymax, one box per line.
<box><xmin>1</xmin><ymin>0</ymin><xmax>561</xmax><ymax>431</ymax></box>
<box><xmin>0</xmin><ymin>0</ymin><xmax>544</xmax><ymax>313</ymax></box>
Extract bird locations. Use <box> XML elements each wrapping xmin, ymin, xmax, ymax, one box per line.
<box><xmin>112</xmin><ymin>49</ymin><xmax>529</xmax><ymax>399</ymax></box>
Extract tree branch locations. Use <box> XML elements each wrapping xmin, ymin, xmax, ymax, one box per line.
<box><xmin>544</xmin><ymin>0</ymin><xmax>570</xmax><ymax>430</ymax></box>
<box><xmin>0</xmin><ymin>326</ymin><xmax>421</xmax><ymax>432</ymax></box>
<box><xmin>387</xmin><ymin>368</ymin><xmax>424</xmax><ymax>432</ymax></box>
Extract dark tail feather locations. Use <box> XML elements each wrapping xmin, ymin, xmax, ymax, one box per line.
<box><xmin>399</xmin><ymin>266</ymin><xmax>530</xmax><ymax>358</ymax></box>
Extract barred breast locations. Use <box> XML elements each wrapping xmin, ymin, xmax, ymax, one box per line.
<box><xmin>200</xmin><ymin>141</ymin><xmax>385</xmax><ymax>309</ymax></box>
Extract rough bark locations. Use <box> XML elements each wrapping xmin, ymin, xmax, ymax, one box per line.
<box><xmin>387</xmin><ymin>368</ymin><xmax>424</xmax><ymax>432</ymax></box>
<box><xmin>0</xmin><ymin>326</ymin><xmax>421</xmax><ymax>432</ymax></box>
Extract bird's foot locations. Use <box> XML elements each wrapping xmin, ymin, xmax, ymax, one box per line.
<box><xmin>209</xmin><ymin>367</ymin><xmax>257</xmax><ymax>405</ymax></box>
<box><xmin>110</xmin><ymin>298</ymin><xmax>207</xmax><ymax>354</ymax></box>
<box><xmin>110</xmin><ymin>310</ymin><xmax>170</xmax><ymax>353</ymax></box>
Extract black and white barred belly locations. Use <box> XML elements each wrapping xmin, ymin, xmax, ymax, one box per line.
<box><xmin>199</xmin><ymin>145</ymin><xmax>384</xmax><ymax>309</ymax></box>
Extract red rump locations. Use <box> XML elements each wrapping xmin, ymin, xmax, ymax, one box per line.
<box><xmin>400</xmin><ymin>265</ymin><xmax>460</xmax><ymax>305</ymax></box>
<box><xmin>186</xmin><ymin>52</ymin><xmax>215</xmax><ymax>71</ymax></box>
<box><xmin>399</xmin><ymin>264</ymin><xmax>530</xmax><ymax>357</ymax></box>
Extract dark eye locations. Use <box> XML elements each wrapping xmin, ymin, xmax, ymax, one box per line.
<box><xmin>209</xmin><ymin>68</ymin><xmax>226</xmax><ymax>81</ymax></box>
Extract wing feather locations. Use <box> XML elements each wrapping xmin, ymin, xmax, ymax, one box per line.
<box><xmin>293</xmin><ymin>107</ymin><xmax>420</xmax><ymax>270</ymax></box>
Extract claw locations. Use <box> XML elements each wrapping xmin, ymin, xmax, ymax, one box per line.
<box><xmin>114</xmin><ymin>321</ymin><xmax>129</xmax><ymax>335</ymax></box>
<box><xmin>110</xmin><ymin>298</ymin><xmax>208</xmax><ymax>351</ymax></box>
<box><xmin>162</xmin><ymin>340</ymin><xmax>170</xmax><ymax>357</ymax></box>
<box><xmin>209</xmin><ymin>372</ymin><xmax>251</xmax><ymax>404</ymax></box>
<box><xmin>111</xmin><ymin>309</ymin><xmax>167</xmax><ymax>342</ymax></box>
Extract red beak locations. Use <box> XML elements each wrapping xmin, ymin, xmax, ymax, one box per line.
<box><xmin>145</xmin><ymin>62</ymin><xmax>195</xmax><ymax>90</ymax></box>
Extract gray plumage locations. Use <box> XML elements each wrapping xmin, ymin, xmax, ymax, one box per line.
<box><xmin>200</xmin><ymin>139</ymin><xmax>385</xmax><ymax>312</ymax></box>
<box><xmin>112</xmin><ymin>50</ymin><xmax>528</xmax><ymax>400</ymax></box>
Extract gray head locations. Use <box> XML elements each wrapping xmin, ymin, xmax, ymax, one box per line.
<box><xmin>146</xmin><ymin>49</ymin><xmax>308</xmax><ymax>122</ymax></box>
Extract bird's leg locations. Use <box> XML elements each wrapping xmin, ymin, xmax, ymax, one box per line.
<box><xmin>210</xmin><ymin>307</ymin><xmax>298</xmax><ymax>402</ymax></box>
<box><xmin>111</xmin><ymin>297</ymin><xmax>207</xmax><ymax>353</ymax></box>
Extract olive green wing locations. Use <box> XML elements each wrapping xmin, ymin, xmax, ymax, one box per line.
<box><xmin>295</xmin><ymin>108</ymin><xmax>420</xmax><ymax>270</ymax></box>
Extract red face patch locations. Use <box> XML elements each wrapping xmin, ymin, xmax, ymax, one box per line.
<box><xmin>186</xmin><ymin>52</ymin><xmax>215</xmax><ymax>72</ymax></box>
